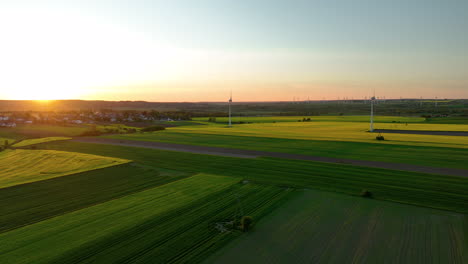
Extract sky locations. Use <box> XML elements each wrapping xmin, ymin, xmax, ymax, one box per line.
<box><xmin>0</xmin><ymin>0</ymin><xmax>467</xmax><ymax>101</ymax></box>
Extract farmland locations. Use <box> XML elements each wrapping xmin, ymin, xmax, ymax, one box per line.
<box><xmin>0</xmin><ymin>137</ymin><xmax>14</xmax><ymax>146</ymax></box>
<box><xmin>12</xmin><ymin>136</ymin><xmax>71</xmax><ymax>147</ymax></box>
<box><xmin>0</xmin><ymin>163</ymin><xmax>189</xmax><ymax>233</ymax></box>
<box><xmin>0</xmin><ymin>174</ymin><xmax>292</xmax><ymax>264</ymax></box>
<box><xmin>107</xmin><ymin>117</ymin><xmax>468</xmax><ymax>169</ymax></box>
<box><xmin>0</xmin><ymin>149</ymin><xmax>129</xmax><ymax>188</ymax></box>
<box><xmin>193</xmin><ymin>115</ymin><xmax>427</xmax><ymax>123</ymax></box>
<box><xmin>194</xmin><ymin>115</ymin><xmax>468</xmax><ymax>124</ymax></box>
<box><xmin>0</xmin><ymin>124</ymin><xmax>90</xmax><ymax>138</ymax></box>
<box><xmin>208</xmin><ymin>189</ymin><xmax>468</xmax><ymax>264</ymax></box>
<box><xmin>39</xmin><ymin>141</ymin><xmax>468</xmax><ymax>214</ymax></box>
<box><xmin>1</xmin><ymin>0</ymin><xmax>467</xmax><ymax>261</ymax></box>
<box><xmin>1</xmin><ymin>114</ymin><xmax>467</xmax><ymax>263</ymax></box>
<box><xmin>166</xmin><ymin>121</ymin><xmax>468</xmax><ymax>148</ymax></box>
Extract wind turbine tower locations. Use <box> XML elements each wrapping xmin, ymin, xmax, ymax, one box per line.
<box><xmin>228</xmin><ymin>91</ymin><xmax>232</xmax><ymax>127</ymax></box>
<box><xmin>370</xmin><ymin>92</ymin><xmax>376</xmax><ymax>132</ymax></box>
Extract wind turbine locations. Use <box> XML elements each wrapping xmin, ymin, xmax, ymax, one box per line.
<box><xmin>370</xmin><ymin>90</ymin><xmax>376</xmax><ymax>132</ymax></box>
<box><xmin>228</xmin><ymin>91</ymin><xmax>232</xmax><ymax>127</ymax></box>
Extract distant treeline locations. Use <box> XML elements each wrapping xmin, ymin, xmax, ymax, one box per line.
<box><xmin>1</xmin><ymin>99</ymin><xmax>467</xmax><ymax>117</ymax></box>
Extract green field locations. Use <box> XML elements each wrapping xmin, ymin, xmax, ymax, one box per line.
<box><xmin>2</xmin><ymin>114</ymin><xmax>467</xmax><ymax>263</ymax></box>
<box><xmin>108</xmin><ymin>130</ymin><xmax>468</xmax><ymax>170</ymax></box>
<box><xmin>0</xmin><ymin>174</ymin><xmax>291</xmax><ymax>264</ymax></box>
<box><xmin>0</xmin><ymin>163</ymin><xmax>189</xmax><ymax>233</ymax></box>
<box><xmin>13</xmin><ymin>137</ymin><xmax>71</xmax><ymax>147</ymax></box>
<box><xmin>2</xmin><ymin>124</ymin><xmax>90</xmax><ymax>138</ymax></box>
<box><xmin>194</xmin><ymin>115</ymin><xmax>427</xmax><ymax>123</ymax></box>
<box><xmin>107</xmin><ymin>116</ymin><xmax>468</xmax><ymax>170</ymax></box>
<box><xmin>0</xmin><ymin>129</ymin><xmax>19</xmax><ymax>146</ymax></box>
<box><xmin>38</xmin><ymin>141</ymin><xmax>468</xmax><ymax>214</ymax></box>
<box><xmin>0</xmin><ymin>149</ymin><xmax>129</xmax><ymax>188</ymax></box>
<box><xmin>208</xmin><ymin>190</ymin><xmax>468</xmax><ymax>264</ymax></box>
<box><xmin>0</xmin><ymin>137</ymin><xmax>15</xmax><ymax>146</ymax></box>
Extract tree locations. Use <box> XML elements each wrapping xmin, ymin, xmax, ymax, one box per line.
<box><xmin>361</xmin><ymin>189</ymin><xmax>372</xmax><ymax>198</ymax></box>
<box><xmin>141</xmin><ymin>125</ymin><xmax>165</xmax><ymax>132</ymax></box>
<box><xmin>241</xmin><ymin>216</ymin><xmax>253</xmax><ymax>232</ymax></box>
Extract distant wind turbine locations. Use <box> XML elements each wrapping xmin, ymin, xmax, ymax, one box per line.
<box><xmin>228</xmin><ymin>91</ymin><xmax>232</xmax><ymax>127</ymax></box>
<box><xmin>370</xmin><ymin>90</ymin><xmax>376</xmax><ymax>132</ymax></box>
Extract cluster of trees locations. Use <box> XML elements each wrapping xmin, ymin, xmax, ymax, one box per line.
<box><xmin>140</xmin><ymin>125</ymin><xmax>165</xmax><ymax>132</ymax></box>
<box><xmin>2</xmin><ymin>99</ymin><xmax>467</xmax><ymax>120</ymax></box>
<box><xmin>0</xmin><ymin>140</ymin><xmax>11</xmax><ymax>151</ymax></box>
<box><xmin>0</xmin><ymin>109</ymin><xmax>193</xmax><ymax>125</ymax></box>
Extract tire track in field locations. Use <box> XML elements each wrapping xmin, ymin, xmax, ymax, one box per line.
<box><xmin>72</xmin><ymin>137</ymin><xmax>468</xmax><ymax>178</ymax></box>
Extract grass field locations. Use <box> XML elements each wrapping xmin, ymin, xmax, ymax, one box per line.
<box><xmin>3</xmin><ymin>124</ymin><xmax>90</xmax><ymax>138</ymax></box>
<box><xmin>38</xmin><ymin>141</ymin><xmax>468</xmax><ymax>214</ymax></box>
<box><xmin>208</xmin><ymin>190</ymin><xmax>468</xmax><ymax>264</ymax></box>
<box><xmin>0</xmin><ymin>163</ymin><xmax>189</xmax><ymax>233</ymax></box>
<box><xmin>194</xmin><ymin>115</ymin><xmax>427</xmax><ymax>123</ymax></box>
<box><xmin>0</xmin><ymin>137</ymin><xmax>15</xmax><ymax>146</ymax></box>
<box><xmin>0</xmin><ymin>129</ymin><xmax>19</xmax><ymax>145</ymax></box>
<box><xmin>426</xmin><ymin>117</ymin><xmax>468</xmax><ymax>124</ymax></box>
<box><xmin>0</xmin><ymin>149</ymin><xmax>129</xmax><ymax>188</ymax></box>
<box><xmin>0</xmin><ymin>174</ymin><xmax>292</xmax><ymax>264</ymax></box>
<box><xmin>108</xmin><ymin>130</ymin><xmax>468</xmax><ymax>170</ymax></box>
<box><xmin>13</xmin><ymin>137</ymin><xmax>71</xmax><ymax>147</ymax></box>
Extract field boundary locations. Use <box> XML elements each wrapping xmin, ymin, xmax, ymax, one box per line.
<box><xmin>72</xmin><ymin>137</ymin><xmax>468</xmax><ymax>178</ymax></box>
<box><xmin>373</xmin><ymin>129</ymin><xmax>468</xmax><ymax>136</ymax></box>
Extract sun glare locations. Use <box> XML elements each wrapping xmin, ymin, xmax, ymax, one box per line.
<box><xmin>0</xmin><ymin>7</ymin><xmax>182</xmax><ymax>100</ymax></box>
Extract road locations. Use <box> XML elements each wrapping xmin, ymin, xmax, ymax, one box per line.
<box><xmin>73</xmin><ymin>137</ymin><xmax>468</xmax><ymax>178</ymax></box>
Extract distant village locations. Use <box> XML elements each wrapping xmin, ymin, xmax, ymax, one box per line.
<box><xmin>0</xmin><ymin>110</ymin><xmax>192</xmax><ymax>128</ymax></box>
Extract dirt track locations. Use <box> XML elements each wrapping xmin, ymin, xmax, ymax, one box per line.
<box><xmin>373</xmin><ymin>129</ymin><xmax>468</xmax><ymax>136</ymax></box>
<box><xmin>73</xmin><ymin>137</ymin><xmax>468</xmax><ymax>178</ymax></box>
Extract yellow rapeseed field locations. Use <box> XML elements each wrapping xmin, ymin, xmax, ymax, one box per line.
<box><xmin>0</xmin><ymin>149</ymin><xmax>130</xmax><ymax>188</ymax></box>
<box><xmin>170</xmin><ymin>121</ymin><xmax>468</xmax><ymax>149</ymax></box>
<box><xmin>13</xmin><ymin>137</ymin><xmax>71</xmax><ymax>147</ymax></box>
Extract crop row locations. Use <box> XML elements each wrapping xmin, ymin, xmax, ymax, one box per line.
<box><xmin>0</xmin><ymin>174</ymin><xmax>291</xmax><ymax>264</ymax></box>
<box><xmin>209</xmin><ymin>190</ymin><xmax>468</xmax><ymax>264</ymax></box>
<box><xmin>108</xmin><ymin>131</ymin><xmax>468</xmax><ymax>170</ymax></box>
<box><xmin>0</xmin><ymin>163</ymin><xmax>189</xmax><ymax>233</ymax></box>
<box><xmin>39</xmin><ymin>141</ymin><xmax>468</xmax><ymax>213</ymax></box>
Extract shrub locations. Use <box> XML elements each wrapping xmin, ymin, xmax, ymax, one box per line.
<box><xmin>80</xmin><ymin>130</ymin><xmax>103</xmax><ymax>137</ymax></box>
<box><xmin>241</xmin><ymin>216</ymin><xmax>253</xmax><ymax>232</ymax></box>
<box><xmin>376</xmin><ymin>136</ymin><xmax>385</xmax><ymax>141</ymax></box>
<box><xmin>141</xmin><ymin>125</ymin><xmax>165</xmax><ymax>132</ymax></box>
<box><xmin>361</xmin><ymin>189</ymin><xmax>372</xmax><ymax>198</ymax></box>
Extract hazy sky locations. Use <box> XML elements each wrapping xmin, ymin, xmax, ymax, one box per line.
<box><xmin>0</xmin><ymin>0</ymin><xmax>467</xmax><ymax>101</ymax></box>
